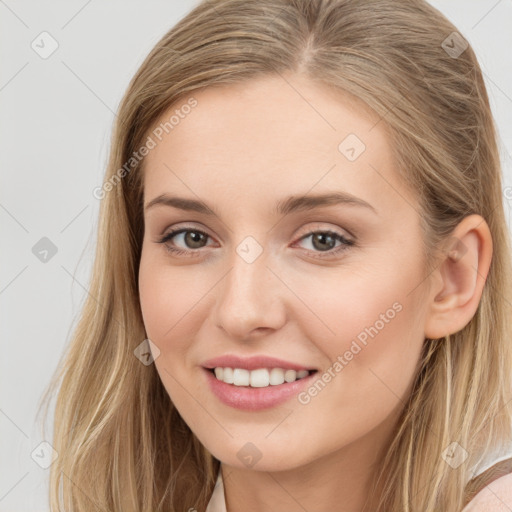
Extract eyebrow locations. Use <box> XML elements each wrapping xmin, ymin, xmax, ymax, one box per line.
<box><xmin>144</xmin><ymin>191</ymin><xmax>377</xmax><ymax>216</ymax></box>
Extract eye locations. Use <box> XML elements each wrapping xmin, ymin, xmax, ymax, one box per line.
<box><xmin>155</xmin><ymin>226</ymin><xmax>355</xmax><ymax>258</ymax></box>
<box><xmin>294</xmin><ymin>230</ymin><xmax>355</xmax><ymax>258</ymax></box>
<box><xmin>156</xmin><ymin>227</ymin><xmax>214</xmax><ymax>256</ymax></box>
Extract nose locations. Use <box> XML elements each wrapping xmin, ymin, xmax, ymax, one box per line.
<box><xmin>212</xmin><ymin>243</ymin><xmax>287</xmax><ymax>341</ymax></box>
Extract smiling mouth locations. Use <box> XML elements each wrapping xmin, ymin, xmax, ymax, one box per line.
<box><xmin>208</xmin><ymin>367</ymin><xmax>318</xmax><ymax>388</ymax></box>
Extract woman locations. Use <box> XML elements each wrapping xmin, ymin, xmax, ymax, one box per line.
<box><xmin>42</xmin><ymin>0</ymin><xmax>512</xmax><ymax>510</ymax></box>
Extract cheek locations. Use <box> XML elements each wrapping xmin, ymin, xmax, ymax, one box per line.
<box><xmin>289</xmin><ymin>265</ymin><xmax>426</xmax><ymax>426</ymax></box>
<box><xmin>288</xmin><ymin>263</ymin><xmax>424</xmax><ymax>360</ymax></box>
<box><xmin>138</xmin><ymin>260</ymin><xmax>170</xmax><ymax>342</ymax></box>
<box><xmin>138</xmin><ymin>250</ymin><xmax>210</xmax><ymax>344</ymax></box>
<box><xmin>138</xmin><ymin>253</ymin><xmax>208</xmax><ymax>413</ymax></box>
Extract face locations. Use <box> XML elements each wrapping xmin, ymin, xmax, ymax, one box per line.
<box><xmin>138</xmin><ymin>72</ymin><xmax>432</xmax><ymax>472</ymax></box>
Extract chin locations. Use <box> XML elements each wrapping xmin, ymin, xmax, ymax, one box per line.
<box><xmin>199</xmin><ymin>435</ymin><xmax>319</xmax><ymax>473</ymax></box>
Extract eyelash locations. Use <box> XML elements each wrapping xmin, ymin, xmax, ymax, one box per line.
<box><xmin>156</xmin><ymin>226</ymin><xmax>355</xmax><ymax>259</ymax></box>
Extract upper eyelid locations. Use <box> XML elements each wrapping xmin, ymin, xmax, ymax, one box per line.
<box><xmin>160</xmin><ymin>222</ymin><xmax>353</xmax><ymax>239</ymax></box>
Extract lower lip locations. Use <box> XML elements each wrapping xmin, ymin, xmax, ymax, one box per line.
<box><xmin>203</xmin><ymin>368</ymin><xmax>317</xmax><ymax>411</ymax></box>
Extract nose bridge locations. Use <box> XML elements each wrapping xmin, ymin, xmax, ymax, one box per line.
<box><xmin>213</xmin><ymin>235</ymin><xmax>285</xmax><ymax>337</ymax></box>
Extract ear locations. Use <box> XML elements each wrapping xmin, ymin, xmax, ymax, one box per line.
<box><xmin>424</xmin><ymin>214</ymin><xmax>493</xmax><ymax>340</ymax></box>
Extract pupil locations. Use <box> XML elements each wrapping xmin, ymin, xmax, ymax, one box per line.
<box><xmin>314</xmin><ymin>233</ymin><xmax>334</xmax><ymax>251</ymax></box>
<box><xmin>186</xmin><ymin>231</ymin><xmax>205</xmax><ymax>248</ymax></box>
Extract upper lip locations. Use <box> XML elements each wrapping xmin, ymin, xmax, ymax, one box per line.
<box><xmin>202</xmin><ymin>354</ymin><xmax>317</xmax><ymax>372</ymax></box>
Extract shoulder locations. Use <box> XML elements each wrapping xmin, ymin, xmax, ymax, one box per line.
<box><xmin>462</xmin><ymin>472</ymin><xmax>512</xmax><ymax>511</ymax></box>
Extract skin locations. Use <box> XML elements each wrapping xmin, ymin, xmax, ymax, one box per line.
<box><xmin>138</xmin><ymin>72</ymin><xmax>493</xmax><ymax>512</ymax></box>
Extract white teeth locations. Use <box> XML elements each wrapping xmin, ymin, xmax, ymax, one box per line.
<box><xmin>233</xmin><ymin>368</ymin><xmax>250</xmax><ymax>386</ymax></box>
<box><xmin>269</xmin><ymin>368</ymin><xmax>284</xmax><ymax>385</ymax></box>
<box><xmin>250</xmin><ymin>368</ymin><xmax>269</xmax><ymax>387</ymax></box>
<box><xmin>223</xmin><ymin>367</ymin><xmax>234</xmax><ymax>384</ymax></box>
<box><xmin>284</xmin><ymin>369</ymin><xmax>297</xmax><ymax>382</ymax></box>
<box><xmin>212</xmin><ymin>367</ymin><xmax>313</xmax><ymax>387</ymax></box>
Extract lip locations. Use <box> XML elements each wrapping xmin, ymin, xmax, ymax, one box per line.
<box><xmin>201</xmin><ymin>354</ymin><xmax>316</xmax><ymax>372</ymax></box>
<box><xmin>203</xmin><ymin>367</ymin><xmax>317</xmax><ymax>411</ymax></box>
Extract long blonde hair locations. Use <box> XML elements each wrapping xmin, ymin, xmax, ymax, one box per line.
<box><xmin>40</xmin><ymin>0</ymin><xmax>512</xmax><ymax>510</ymax></box>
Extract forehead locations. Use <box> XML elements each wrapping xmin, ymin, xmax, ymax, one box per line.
<box><xmin>142</xmin><ymin>73</ymin><xmax>415</xmax><ymax>221</ymax></box>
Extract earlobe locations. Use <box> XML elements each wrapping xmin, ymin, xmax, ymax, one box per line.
<box><xmin>424</xmin><ymin>214</ymin><xmax>493</xmax><ymax>340</ymax></box>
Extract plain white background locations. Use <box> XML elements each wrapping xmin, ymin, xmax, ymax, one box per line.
<box><xmin>1</xmin><ymin>1</ymin><xmax>511</xmax><ymax>510</ymax></box>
